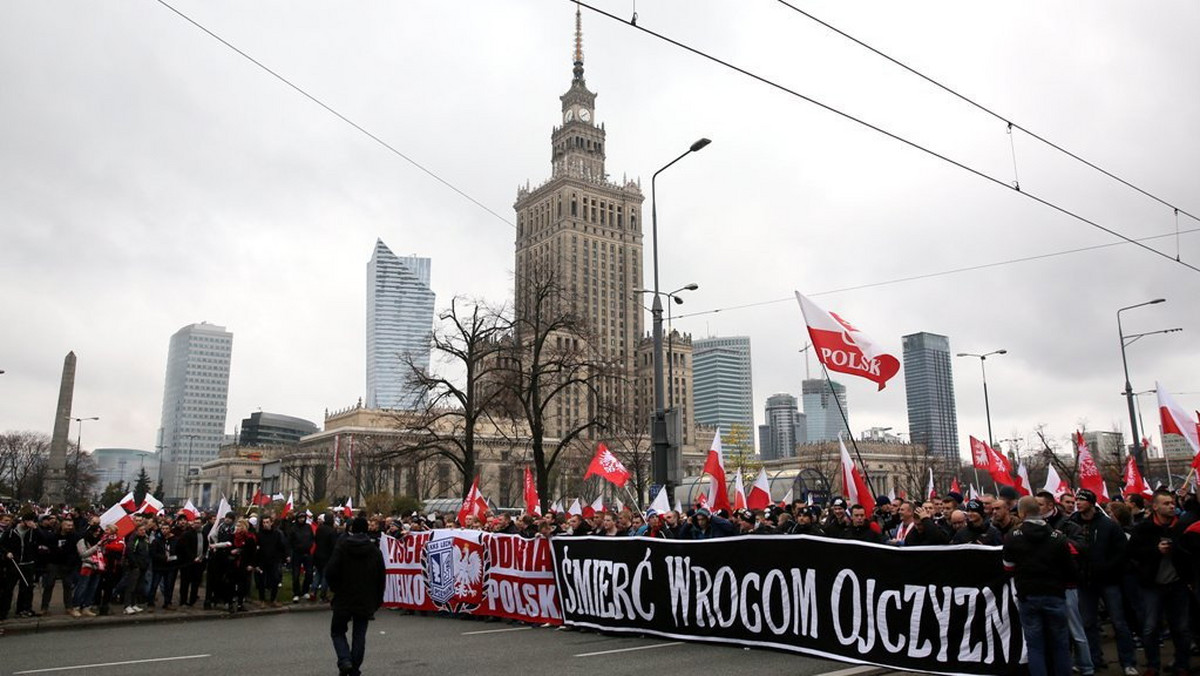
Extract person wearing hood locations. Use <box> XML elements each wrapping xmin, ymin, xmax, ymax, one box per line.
<box><xmin>1003</xmin><ymin>496</ymin><xmax>1076</xmax><ymax>676</ymax></box>
<box><xmin>325</xmin><ymin>517</ymin><xmax>385</xmax><ymax>676</ymax></box>
<box><xmin>680</xmin><ymin>508</ymin><xmax>737</xmax><ymax>539</ymax></box>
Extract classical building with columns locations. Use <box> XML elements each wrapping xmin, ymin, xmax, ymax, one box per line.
<box><xmin>184</xmin><ymin>444</ymin><xmax>285</xmax><ymax>509</ymax></box>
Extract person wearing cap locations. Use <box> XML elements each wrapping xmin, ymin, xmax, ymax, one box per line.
<box><xmin>790</xmin><ymin>506</ymin><xmax>824</xmax><ymax>536</ymax></box>
<box><xmin>1068</xmin><ymin>488</ymin><xmax>1138</xmax><ymax>675</ymax></box>
<box><xmin>1128</xmin><ymin>489</ymin><xmax>1193</xmax><ymax>676</ymax></box>
<box><xmin>735</xmin><ymin>509</ymin><xmax>776</xmax><ymax>536</ymax></box>
<box><xmin>1</xmin><ymin>512</ymin><xmax>39</xmax><ymax>618</ymax></box>
<box><xmin>952</xmin><ymin>500</ymin><xmax>1003</xmax><ymax>546</ymax></box>
<box><xmin>326</xmin><ymin>516</ymin><xmax>385</xmax><ymax>676</ymax></box>
<box><xmin>822</xmin><ymin>498</ymin><xmax>850</xmax><ymax>538</ymax></box>
<box><xmin>635</xmin><ymin>510</ymin><xmax>673</xmax><ymax>539</ymax></box>
<box><xmin>680</xmin><ymin>508</ymin><xmax>737</xmax><ymax>539</ymax></box>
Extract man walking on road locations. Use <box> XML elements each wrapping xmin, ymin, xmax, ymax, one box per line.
<box><xmin>325</xmin><ymin>516</ymin><xmax>385</xmax><ymax>676</ymax></box>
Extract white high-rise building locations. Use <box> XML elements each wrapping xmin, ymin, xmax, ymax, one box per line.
<box><xmin>693</xmin><ymin>336</ymin><xmax>754</xmax><ymax>455</ymax></box>
<box><xmin>366</xmin><ymin>239</ymin><xmax>435</xmax><ymax>410</ymax></box>
<box><xmin>157</xmin><ymin>322</ymin><xmax>233</xmax><ymax>502</ymax></box>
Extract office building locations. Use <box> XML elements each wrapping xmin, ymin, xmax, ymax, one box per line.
<box><xmin>802</xmin><ymin>379</ymin><xmax>848</xmax><ymax>443</ymax></box>
<box><xmin>693</xmin><ymin>336</ymin><xmax>754</xmax><ymax>455</ymax></box>
<box><xmin>238</xmin><ymin>411</ymin><xmax>319</xmax><ymax>447</ymax></box>
<box><xmin>902</xmin><ymin>332</ymin><xmax>959</xmax><ymax>464</ymax></box>
<box><xmin>366</xmin><ymin>239</ymin><xmax>436</xmax><ymax>410</ymax></box>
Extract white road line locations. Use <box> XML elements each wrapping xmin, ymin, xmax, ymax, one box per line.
<box><xmin>812</xmin><ymin>666</ymin><xmax>881</xmax><ymax>676</ymax></box>
<box><xmin>461</xmin><ymin>626</ymin><xmax>533</xmax><ymax>635</ymax></box>
<box><xmin>13</xmin><ymin>654</ymin><xmax>211</xmax><ymax>674</ymax></box>
<box><xmin>574</xmin><ymin>641</ymin><xmax>683</xmax><ymax>657</ymax></box>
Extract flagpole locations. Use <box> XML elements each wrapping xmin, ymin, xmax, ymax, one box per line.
<box><xmin>622</xmin><ymin>484</ymin><xmax>642</xmax><ymax>512</ymax></box>
<box><xmin>820</xmin><ymin>363</ymin><xmax>877</xmax><ymax>500</ymax></box>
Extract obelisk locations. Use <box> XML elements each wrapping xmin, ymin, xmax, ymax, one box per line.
<box><xmin>42</xmin><ymin>351</ymin><xmax>76</xmax><ymax>506</ymax></box>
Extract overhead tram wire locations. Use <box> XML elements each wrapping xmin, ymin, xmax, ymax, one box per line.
<box><xmin>153</xmin><ymin>0</ymin><xmax>516</xmax><ymax>230</ymax></box>
<box><xmin>774</xmin><ymin>0</ymin><xmax>1200</xmax><ymax>227</ymax></box>
<box><xmin>671</xmin><ymin>226</ymin><xmax>1200</xmax><ymax>321</ymax></box>
<box><xmin>572</xmin><ymin>1</ymin><xmax>1200</xmax><ymax>275</ymax></box>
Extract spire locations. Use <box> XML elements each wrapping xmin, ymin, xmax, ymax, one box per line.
<box><xmin>572</xmin><ymin>3</ymin><xmax>584</xmax><ymax>82</ymax></box>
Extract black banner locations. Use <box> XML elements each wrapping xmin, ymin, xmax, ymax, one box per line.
<box><xmin>550</xmin><ymin>535</ymin><xmax>1023</xmax><ymax>675</ymax></box>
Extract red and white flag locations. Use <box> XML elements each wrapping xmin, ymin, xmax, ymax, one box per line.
<box><xmin>778</xmin><ymin>487</ymin><xmax>794</xmax><ymax>510</ymax></box>
<box><xmin>566</xmin><ymin>498</ymin><xmax>582</xmax><ymax>516</ymax></box>
<box><xmin>583</xmin><ymin>443</ymin><xmax>631</xmax><ymax>487</ymax></box>
<box><xmin>615</xmin><ymin>497</ymin><xmax>625</xmax><ymax>513</ymax></box>
<box><xmin>118</xmin><ymin>491</ymin><xmax>138</xmax><ymax>513</ymax></box>
<box><xmin>732</xmin><ymin>469</ymin><xmax>747</xmax><ymax>510</ymax></box>
<box><xmin>926</xmin><ymin>467</ymin><xmax>935</xmax><ymax>500</ymax></box>
<box><xmin>950</xmin><ymin>477</ymin><xmax>961</xmax><ymax>495</ymax></box>
<box><xmin>135</xmin><ymin>493</ymin><xmax>164</xmax><ymax>516</ymax></box>
<box><xmin>280</xmin><ymin>493</ymin><xmax>294</xmax><ymax>519</ymax></box>
<box><xmin>968</xmin><ymin>484</ymin><xmax>980</xmax><ymax>500</ymax></box>
<box><xmin>582</xmin><ymin>495</ymin><xmax>604</xmax><ymax>519</ymax></box>
<box><xmin>794</xmin><ymin>291</ymin><xmax>900</xmax><ymax>391</ymax></box>
<box><xmin>1157</xmin><ymin>383</ymin><xmax>1200</xmax><ymax>466</ymax></box>
<box><xmin>456</xmin><ymin>478</ymin><xmax>488</xmax><ymax>525</ymax></box>
<box><xmin>1043</xmin><ymin>464</ymin><xmax>1070</xmax><ymax>498</ymax></box>
<box><xmin>1015</xmin><ymin>463</ymin><xmax>1033</xmax><ymax>497</ymax></box>
<box><xmin>549</xmin><ymin>499</ymin><xmax>563</xmax><ymax>514</ymax></box>
<box><xmin>179</xmin><ymin>499</ymin><xmax>200</xmax><ymax>521</ymax></box>
<box><xmin>701</xmin><ymin>429</ymin><xmax>732</xmax><ymax>512</ymax></box>
<box><xmin>747</xmin><ymin>467</ymin><xmax>772</xmax><ymax>511</ymax></box>
<box><xmin>1122</xmin><ymin>454</ymin><xmax>1153</xmax><ymax>498</ymax></box>
<box><xmin>838</xmin><ymin>435</ymin><xmax>873</xmax><ymax>507</ymax></box>
<box><xmin>648</xmin><ymin>486</ymin><xmax>671</xmax><ymax>515</ymax></box>
<box><xmin>971</xmin><ymin>436</ymin><xmax>1015</xmax><ymax>487</ymax></box>
<box><xmin>523</xmin><ymin>467</ymin><xmax>541</xmax><ymax>515</ymax></box>
<box><xmin>342</xmin><ymin>496</ymin><xmax>354</xmax><ymax>518</ymax></box>
<box><xmin>1075</xmin><ymin>432</ymin><xmax>1108</xmax><ymax>503</ymax></box>
<box><xmin>695</xmin><ymin>491</ymin><xmax>710</xmax><ymax>510</ymax></box>
<box><xmin>674</xmin><ymin>499</ymin><xmax>684</xmax><ymax>515</ymax></box>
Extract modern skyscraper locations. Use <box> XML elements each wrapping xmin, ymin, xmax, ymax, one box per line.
<box><xmin>366</xmin><ymin>239</ymin><xmax>436</xmax><ymax>410</ymax></box>
<box><xmin>802</xmin><ymin>379</ymin><xmax>848</xmax><ymax>443</ymax></box>
<box><xmin>693</xmin><ymin>336</ymin><xmax>754</xmax><ymax>455</ymax></box>
<box><xmin>763</xmin><ymin>393</ymin><xmax>801</xmax><ymax>460</ymax></box>
<box><xmin>902</xmin><ymin>332</ymin><xmax>959</xmax><ymax>464</ymax></box>
<box><xmin>238</xmin><ymin>412</ymin><xmax>319</xmax><ymax>447</ymax></box>
<box><xmin>514</xmin><ymin>8</ymin><xmax>646</xmax><ymax>437</ymax></box>
<box><xmin>158</xmin><ymin>322</ymin><xmax>233</xmax><ymax>501</ymax></box>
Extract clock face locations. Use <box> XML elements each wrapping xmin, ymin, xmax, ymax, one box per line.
<box><xmin>564</xmin><ymin>109</ymin><xmax>574</xmax><ymax>122</ymax></box>
<box><xmin>578</xmin><ymin>108</ymin><xmax>591</xmax><ymax>122</ymax></box>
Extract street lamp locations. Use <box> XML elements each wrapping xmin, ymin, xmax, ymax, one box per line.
<box><xmin>956</xmin><ymin>349</ymin><xmax>1007</xmax><ymax>449</ymax></box>
<box><xmin>636</xmin><ymin>284</ymin><xmax>700</xmax><ymax>408</ymax></box>
<box><xmin>1118</xmin><ymin>298</ymin><xmax>1180</xmax><ymax>473</ymax></box>
<box><xmin>650</xmin><ymin>138</ymin><xmax>710</xmax><ymax>505</ymax></box>
<box><xmin>66</xmin><ymin>416</ymin><xmax>99</xmax><ymax>501</ymax></box>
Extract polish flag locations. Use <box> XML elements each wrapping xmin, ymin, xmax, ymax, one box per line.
<box><xmin>118</xmin><ymin>491</ymin><xmax>138</xmax><ymax>513</ymax></box>
<box><xmin>926</xmin><ymin>467</ymin><xmax>935</xmax><ymax>500</ymax></box>
<box><xmin>342</xmin><ymin>496</ymin><xmax>355</xmax><ymax>518</ymax></box>
<box><xmin>747</xmin><ymin>467</ymin><xmax>772</xmax><ymax>511</ymax></box>
<box><xmin>695</xmin><ymin>492</ymin><xmax>710</xmax><ymax>510</ymax></box>
<box><xmin>701</xmin><ymin>429</ymin><xmax>731</xmax><ymax>512</ymax></box>
<box><xmin>732</xmin><ymin>469</ymin><xmax>747</xmax><ymax>510</ymax></box>
<box><xmin>794</xmin><ymin>291</ymin><xmax>900</xmax><ymax>391</ymax></box>
<box><xmin>1043</xmin><ymin>464</ymin><xmax>1071</xmax><ymax>498</ymax></box>
<box><xmin>674</xmin><ymin>500</ymin><xmax>684</xmax><ymax>515</ymax></box>
<box><xmin>887</xmin><ymin>487</ymin><xmax>896</xmax><ymax>503</ymax></box>
<box><xmin>582</xmin><ymin>495</ymin><xmax>604</xmax><ymax>519</ymax></box>
<box><xmin>566</xmin><ymin>498</ymin><xmax>582</xmax><ymax>516</ymax></box>
<box><xmin>523</xmin><ymin>467</ymin><xmax>541</xmax><ymax>516</ymax></box>
<box><xmin>1075</xmin><ymin>432</ymin><xmax>1108</xmax><ymax>503</ymax></box>
<box><xmin>208</xmin><ymin>496</ymin><xmax>232</xmax><ymax>544</ymax></box>
<box><xmin>971</xmin><ymin>436</ymin><xmax>1015</xmax><ymax>487</ymax></box>
<box><xmin>950</xmin><ymin>477</ymin><xmax>961</xmax><ymax>495</ymax></box>
<box><xmin>777</xmin><ymin>487</ymin><xmax>794</xmax><ymax>510</ymax></box>
<box><xmin>584</xmin><ymin>442</ymin><xmax>631</xmax><ymax>487</ymax></box>
<box><xmin>968</xmin><ymin>484</ymin><xmax>980</xmax><ymax>500</ymax></box>
<box><xmin>838</xmin><ymin>434</ymin><xmax>872</xmax><ymax>507</ymax></box>
<box><xmin>1015</xmin><ymin>463</ymin><xmax>1033</xmax><ymax>497</ymax></box>
<box><xmin>1157</xmin><ymin>383</ymin><xmax>1200</xmax><ymax>466</ymax></box>
<box><xmin>456</xmin><ymin>478</ymin><xmax>488</xmax><ymax>526</ymax></box>
<box><xmin>99</xmin><ymin>501</ymin><xmax>129</xmax><ymax>529</ymax></box>
<box><xmin>1122</xmin><ymin>454</ymin><xmax>1153</xmax><ymax>498</ymax></box>
<box><xmin>970</xmin><ymin>437</ymin><xmax>991</xmax><ymax>470</ymax></box>
<box><xmin>179</xmin><ymin>499</ymin><xmax>200</xmax><ymax>521</ymax></box>
<box><xmin>615</xmin><ymin>497</ymin><xmax>625</xmax><ymax>513</ymax></box>
<box><xmin>648</xmin><ymin>486</ymin><xmax>671</xmax><ymax>515</ymax></box>
<box><xmin>550</xmin><ymin>499</ymin><xmax>564</xmax><ymax>514</ymax></box>
<box><xmin>135</xmin><ymin>493</ymin><xmax>164</xmax><ymax>516</ymax></box>
<box><xmin>280</xmin><ymin>493</ymin><xmax>294</xmax><ymax>519</ymax></box>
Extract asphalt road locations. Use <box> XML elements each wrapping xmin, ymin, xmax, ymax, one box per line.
<box><xmin>0</xmin><ymin>610</ymin><xmax>883</xmax><ymax>676</ymax></box>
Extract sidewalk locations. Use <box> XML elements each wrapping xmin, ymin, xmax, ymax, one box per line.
<box><xmin>0</xmin><ymin>598</ymin><xmax>329</xmax><ymax>637</ymax></box>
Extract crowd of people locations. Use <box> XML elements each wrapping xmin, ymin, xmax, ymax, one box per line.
<box><xmin>3</xmin><ymin>484</ymin><xmax>1199</xmax><ymax>676</ymax></box>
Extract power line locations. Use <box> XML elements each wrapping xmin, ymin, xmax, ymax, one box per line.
<box><xmin>672</xmin><ymin>226</ymin><xmax>1200</xmax><ymax>321</ymax></box>
<box><xmin>153</xmin><ymin>0</ymin><xmax>516</xmax><ymax>229</ymax></box>
<box><xmin>574</xmin><ymin>1</ymin><xmax>1200</xmax><ymax>275</ymax></box>
<box><xmin>774</xmin><ymin>0</ymin><xmax>1200</xmax><ymax>227</ymax></box>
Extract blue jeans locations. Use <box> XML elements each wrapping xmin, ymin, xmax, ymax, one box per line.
<box><xmin>1079</xmin><ymin>583</ymin><xmax>1136</xmax><ymax>668</ymax></box>
<box><xmin>1064</xmin><ymin>588</ymin><xmax>1094</xmax><ymax>675</ymax></box>
<box><xmin>151</xmin><ymin>568</ymin><xmax>178</xmax><ymax>606</ymax></box>
<box><xmin>1018</xmin><ymin>595</ymin><xmax>1072</xmax><ymax>676</ymax></box>
<box><xmin>1141</xmin><ymin>581</ymin><xmax>1191</xmax><ymax>671</ymax></box>
<box><xmin>72</xmin><ymin>571</ymin><xmax>100</xmax><ymax>609</ymax></box>
<box><xmin>330</xmin><ymin>609</ymin><xmax>370</xmax><ymax>674</ymax></box>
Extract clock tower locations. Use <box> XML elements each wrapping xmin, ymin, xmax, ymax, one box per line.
<box><xmin>552</xmin><ymin>8</ymin><xmax>606</xmax><ymax>181</ymax></box>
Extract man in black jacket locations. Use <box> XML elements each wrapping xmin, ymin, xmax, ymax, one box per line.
<box><xmin>1068</xmin><ymin>488</ymin><xmax>1137</xmax><ymax>674</ymax></box>
<box><xmin>1</xmin><ymin>513</ymin><xmax>39</xmax><ymax>618</ymax></box>
<box><xmin>1128</xmin><ymin>489</ymin><xmax>1192</xmax><ymax>676</ymax></box>
<box><xmin>1002</xmin><ymin>496</ymin><xmax>1075</xmax><ymax>676</ymax></box>
<box><xmin>313</xmin><ymin>514</ymin><xmax>338</xmax><ymax>603</ymax></box>
<box><xmin>326</xmin><ymin>517</ymin><xmax>385</xmax><ymax>676</ymax></box>
<box><xmin>254</xmin><ymin>515</ymin><xmax>288</xmax><ymax>606</ymax></box>
<box><xmin>287</xmin><ymin>513</ymin><xmax>315</xmax><ymax>602</ymax></box>
<box><xmin>176</xmin><ymin>519</ymin><xmax>206</xmax><ymax>607</ymax></box>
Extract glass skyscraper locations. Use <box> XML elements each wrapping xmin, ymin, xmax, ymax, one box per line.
<box><xmin>693</xmin><ymin>336</ymin><xmax>754</xmax><ymax>455</ymax></box>
<box><xmin>366</xmin><ymin>239</ymin><xmax>435</xmax><ymax>411</ymax></box>
<box><xmin>762</xmin><ymin>392</ymin><xmax>802</xmax><ymax>460</ymax></box>
<box><xmin>802</xmin><ymin>378</ymin><xmax>848</xmax><ymax>443</ymax></box>
<box><xmin>157</xmin><ymin>322</ymin><xmax>233</xmax><ymax>502</ymax></box>
<box><xmin>902</xmin><ymin>332</ymin><xmax>959</xmax><ymax>464</ymax></box>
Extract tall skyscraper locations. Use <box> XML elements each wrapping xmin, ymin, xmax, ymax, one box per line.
<box><xmin>902</xmin><ymin>332</ymin><xmax>959</xmax><ymax>464</ymax></box>
<box><xmin>802</xmin><ymin>379</ymin><xmax>848</xmax><ymax>443</ymax></box>
<box><xmin>158</xmin><ymin>322</ymin><xmax>233</xmax><ymax>501</ymax></box>
<box><xmin>366</xmin><ymin>239</ymin><xmax>436</xmax><ymax>410</ymax></box>
<box><xmin>514</xmin><ymin>8</ymin><xmax>646</xmax><ymax>437</ymax></box>
<box><xmin>693</xmin><ymin>336</ymin><xmax>754</xmax><ymax>455</ymax></box>
<box><xmin>762</xmin><ymin>393</ymin><xmax>802</xmax><ymax>460</ymax></box>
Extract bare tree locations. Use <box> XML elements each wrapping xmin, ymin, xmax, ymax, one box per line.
<box><xmin>0</xmin><ymin>431</ymin><xmax>96</xmax><ymax>505</ymax></box>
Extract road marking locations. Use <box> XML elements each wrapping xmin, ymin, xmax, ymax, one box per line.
<box><xmin>575</xmin><ymin>641</ymin><xmax>682</xmax><ymax>657</ymax></box>
<box><xmin>812</xmin><ymin>666</ymin><xmax>881</xmax><ymax>676</ymax></box>
<box><xmin>461</xmin><ymin>626</ymin><xmax>533</xmax><ymax>635</ymax></box>
<box><xmin>14</xmin><ymin>654</ymin><xmax>211</xmax><ymax>674</ymax></box>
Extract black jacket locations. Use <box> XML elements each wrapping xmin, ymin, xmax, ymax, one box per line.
<box><xmin>1068</xmin><ymin>509</ymin><xmax>1127</xmax><ymax>585</ymax></box>
<box><xmin>151</xmin><ymin>532</ymin><xmax>182</xmax><ymax>571</ymax></box>
<box><xmin>1128</xmin><ymin>513</ymin><xmax>1193</xmax><ymax>588</ymax></box>
<box><xmin>1002</xmin><ymin>518</ymin><xmax>1076</xmax><ymax>599</ymax></box>
<box><xmin>177</xmin><ymin>528</ymin><xmax>206</xmax><ymax>565</ymax></box>
<box><xmin>255</xmin><ymin>528</ymin><xmax>288</xmax><ymax>568</ymax></box>
<box><xmin>952</xmin><ymin>523</ymin><xmax>1003</xmax><ymax>546</ymax></box>
<box><xmin>288</xmin><ymin>521</ymin><xmax>314</xmax><ymax>554</ymax></box>
<box><xmin>124</xmin><ymin>533</ymin><xmax>151</xmax><ymax>570</ymax></box>
<box><xmin>314</xmin><ymin>522</ymin><xmax>338</xmax><ymax>567</ymax></box>
<box><xmin>0</xmin><ymin>524</ymin><xmax>37</xmax><ymax>565</ymax></box>
<box><xmin>841</xmin><ymin>523</ymin><xmax>884</xmax><ymax>544</ymax></box>
<box><xmin>325</xmin><ymin>533</ymin><xmax>386</xmax><ymax>616</ymax></box>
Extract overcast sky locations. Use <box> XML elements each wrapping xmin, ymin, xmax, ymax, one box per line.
<box><xmin>2</xmin><ymin>1</ymin><xmax>1197</xmax><ymax>462</ymax></box>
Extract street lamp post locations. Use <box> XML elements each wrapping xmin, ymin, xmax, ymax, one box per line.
<box><xmin>956</xmin><ymin>350</ymin><xmax>1007</xmax><ymax>449</ymax></box>
<box><xmin>650</xmin><ymin>138</ymin><xmax>710</xmax><ymax>505</ymax></box>
<box><xmin>67</xmin><ymin>416</ymin><xmax>99</xmax><ymax>502</ymax></box>
<box><xmin>664</xmin><ymin>284</ymin><xmax>699</xmax><ymax>408</ymax></box>
<box><xmin>1118</xmin><ymin>298</ymin><xmax>1180</xmax><ymax>473</ymax></box>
